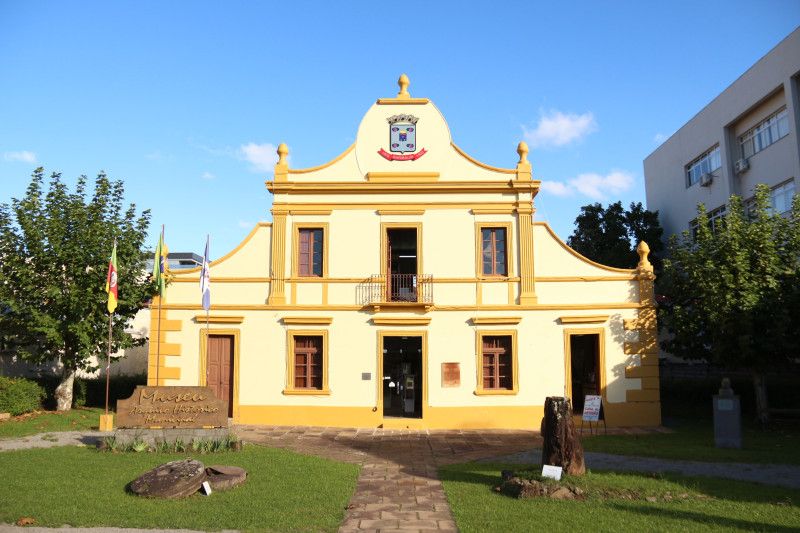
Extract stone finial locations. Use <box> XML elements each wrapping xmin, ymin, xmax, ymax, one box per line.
<box><xmin>277</xmin><ymin>143</ymin><xmax>289</xmax><ymax>165</ymax></box>
<box><xmin>636</xmin><ymin>241</ymin><xmax>653</xmax><ymax>272</ymax></box>
<box><xmin>397</xmin><ymin>73</ymin><xmax>410</xmax><ymax>99</ymax></box>
<box><xmin>517</xmin><ymin>141</ymin><xmax>529</xmax><ymax>164</ymax></box>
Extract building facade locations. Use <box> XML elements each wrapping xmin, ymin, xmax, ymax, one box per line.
<box><xmin>644</xmin><ymin>28</ymin><xmax>800</xmax><ymax>239</ymax></box>
<box><xmin>146</xmin><ymin>76</ymin><xmax>661</xmax><ymax>429</ymax></box>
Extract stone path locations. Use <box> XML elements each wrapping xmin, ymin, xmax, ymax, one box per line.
<box><xmin>0</xmin><ymin>430</ymin><xmax>109</xmax><ymax>451</ymax></box>
<box><xmin>489</xmin><ymin>448</ymin><xmax>800</xmax><ymax>489</ymax></box>
<box><xmin>235</xmin><ymin>426</ymin><xmax>540</xmax><ymax>532</ymax></box>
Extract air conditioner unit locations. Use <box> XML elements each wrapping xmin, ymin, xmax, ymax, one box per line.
<box><xmin>700</xmin><ymin>173</ymin><xmax>713</xmax><ymax>187</ymax></box>
<box><xmin>734</xmin><ymin>158</ymin><xmax>750</xmax><ymax>174</ymax></box>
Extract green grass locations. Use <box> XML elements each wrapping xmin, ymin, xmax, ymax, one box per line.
<box><xmin>581</xmin><ymin>419</ymin><xmax>800</xmax><ymax>465</ymax></box>
<box><xmin>0</xmin><ymin>444</ymin><xmax>359</xmax><ymax>532</ymax></box>
<box><xmin>0</xmin><ymin>407</ymin><xmax>103</xmax><ymax>438</ymax></box>
<box><xmin>441</xmin><ymin>462</ymin><xmax>800</xmax><ymax>533</ymax></box>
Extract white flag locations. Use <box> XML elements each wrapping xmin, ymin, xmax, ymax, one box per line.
<box><xmin>200</xmin><ymin>235</ymin><xmax>210</xmax><ymax>311</ymax></box>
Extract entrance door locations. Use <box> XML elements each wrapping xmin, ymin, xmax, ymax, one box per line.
<box><xmin>569</xmin><ymin>333</ymin><xmax>600</xmax><ymax>413</ymax></box>
<box><xmin>207</xmin><ymin>334</ymin><xmax>235</xmax><ymax>417</ymax></box>
<box><xmin>382</xmin><ymin>336</ymin><xmax>423</xmax><ymax>418</ymax></box>
<box><xmin>386</xmin><ymin>228</ymin><xmax>418</xmax><ymax>302</ymax></box>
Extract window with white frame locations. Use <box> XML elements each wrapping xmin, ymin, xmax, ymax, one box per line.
<box><xmin>686</xmin><ymin>146</ymin><xmax>721</xmax><ymax>187</ymax></box>
<box><xmin>770</xmin><ymin>179</ymin><xmax>795</xmax><ymax>216</ymax></box>
<box><xmin>739</xmin><ymin>108</ymin><xmax>790</xmax><ymax>160</ymax></box>
<box><xmin>690</xmin><ymin>204</ymin><xmax>727</xmax><ymax>237</ymax></box>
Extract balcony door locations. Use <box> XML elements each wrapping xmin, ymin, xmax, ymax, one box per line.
<box><xmin>386</xmin><ymin>228</ymin><xmax>418</xmax><ymax>302</ymax></box>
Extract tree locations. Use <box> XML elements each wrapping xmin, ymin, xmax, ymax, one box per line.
<box><xmin>0</xmin><ymin>169</ymin><xmax>153</xmax><ymax>410</ymax></box>
<box><xmin>658</xmin><ymin>184</ymin><xmax>800</xmax><ymax>423</ymax></box>
<box><xmin>567</xmin><ymin>201</ymin><xmax>664</xmax><ymax>270</ymax></box>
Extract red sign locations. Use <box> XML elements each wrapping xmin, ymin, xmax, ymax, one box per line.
<box><xmin>378</xmin><ymin>148</ymin><xmax>427</xmax><ymax>161</ymax></box>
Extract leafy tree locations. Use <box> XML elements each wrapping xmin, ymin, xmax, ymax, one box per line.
<box><xmin>567</xmin><ymin>201</ymin><xmax>664</xmax><ymax>270</ymax></box>
<box><xmin>0</xmin><ymin>168</ymin><xmax>153</xmax><ymax>410</ymax></box>
<box><xmin>658</xmin><ymin>184</ymin><xmax>800</xmax><ymax>423</ymax></box>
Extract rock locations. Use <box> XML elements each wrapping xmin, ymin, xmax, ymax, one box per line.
<box><xmin>541</xmin><ymin>396</ymin><xmax>586</xmax><ymax>476</ymax></box>
<box><xmin>549</xmin><ymin>487</ymin><xmax>575</xmax><ymax>500</ymax></box>
<box><xmin>129</xmin><ymin>459</ymin><xmax>207</xmax><ymax>499</ymax></box>
<box><xmin>205</xmin><ymin>465</ymin><xmax>247</xmax><ymax>491</ymax></box>
<box><xmin>0</xmin><ymin>413</ymin><xmax>11</xmax><ymax>421</ymax></box>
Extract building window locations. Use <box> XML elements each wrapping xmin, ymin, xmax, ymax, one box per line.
<box><xmin>286</xmin><ymin>331</ymin><xmax>329</xmax><ymax>394</ymax></box>
<box><xmin>739</xmin><ymin>107</ymin><xmax>790</xmax><ymax>160</ymax></box>
<box><xmin>770</xmin><ymin>179</ymin><xmax>795</xmax><ymax>216</ymax></box>
<box><xmin>690</xmin><ymin>204</ymin><xmax>727</xmax><ymax>237</ymax></box>
<box><xmin>481</xmin><ymin>227</ymin><xmax>508</xmax><ymax>276</ymax></box>
<box><xmin>298</xmin><ymin>228</ymin><xmax>323</xmax><ymax>277</ymax></box>
<box><xmin>685</xmin><ymin>145</ymin><xmax>721</xmax><ymax>187</ymax></box>
<box><xmin>476</xmin><ymin>331</ymin><xmax>518</xmax><ymax>395</ymax></box>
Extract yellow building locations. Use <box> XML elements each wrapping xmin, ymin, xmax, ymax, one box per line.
<box><xmin>148</xmin><ymin>75</ymin><xmax>661</xmax><ymax>429</ymax></box>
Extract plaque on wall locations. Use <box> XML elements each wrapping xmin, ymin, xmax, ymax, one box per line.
<box><xmin>442</xmin><ymin>363</ymin><xmax>460</xmax><ymax>387</ymax></box>
<box><xmin>117</xmin><ymin>386</ymin><xmax>228</xmax><ymax>428</ymax></box>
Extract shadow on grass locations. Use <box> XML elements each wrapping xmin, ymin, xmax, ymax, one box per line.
<box><xmin>439</xmin><ymin>462</ymin><xmax>800</xmax><ymax>506</ymax></box>
<box><xmin>605</xmin><ymin>501</ymin><xmax>799</xmax><ymax>532</ymax></box>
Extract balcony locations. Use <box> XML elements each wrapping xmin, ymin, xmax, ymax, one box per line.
<box><xmin>358</xmin><ymin>274</ymin><xmax>434</xmax><ymax>312</ymax></box>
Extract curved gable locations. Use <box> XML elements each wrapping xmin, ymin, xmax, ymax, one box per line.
<box><xmin>533</xmin><ymin>222</ymin><xmax>635</xmax><ymax>277</ymax></box>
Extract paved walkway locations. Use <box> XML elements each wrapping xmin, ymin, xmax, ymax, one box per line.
<box><xmin>0</xmin><ymin>430</ymin><xmax>109</xmax><ymax>451</ymax></box>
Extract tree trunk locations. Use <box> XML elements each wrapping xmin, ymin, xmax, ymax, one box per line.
<box><xmin>54</xmin><ymin>367</ymin><xmax>75</xmax><ymax>411</ymax></box>
<box><xmin>753</xmin><ymin>372</ymin><xmax>770</xmax><ymax>426</ymax></box>
<box><xmin>541</xmin><ymin>396</ymin><xmax>586</xmax><ymax>476</ymax></box>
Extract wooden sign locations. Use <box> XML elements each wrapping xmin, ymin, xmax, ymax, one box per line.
<box><xmin>117</xmin><ymin>386</ymin><xmax>228</xmax><ymax>428</ymax></box>
<box><xmin>441</xmin><ymin>363</ymin><xmax>460</xmax><ymax>387</ymax></box>
<box><xmin>582</xmin><ymin>395</ymin><xmax>603</xmax><ymax>422</ymax></box>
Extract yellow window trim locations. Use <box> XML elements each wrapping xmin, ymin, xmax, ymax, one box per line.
<box><xmin>198</xmin><ymin>328</ymin><xmax>241</xmax><ymax>422</ymax></box>
<box><xmin>563</xmin><ymin>327</ymin><xmax>607</xmax><ymax>403</ymax></box>
<box><xmin>471</xmin><ymin>317</ymin><xmax>522</xmax><ymax>325</ymax></box>
<box><xmin>559</xmin><ymin>315</ymin><xmax>610</xmax><ymax>324</ymax></box>
<box><xmin>193</xmin><ymin>315</ymin><xmax>244</xmax><ymax>324</ymax></box>
<box><xmin>475</xmin><ymin>222</ymin><xmax>515</xmax><ymax>279</ymax></box>
<box><xmin>291</xmin><ymin>222</ymin><xmax>330</xmax><ymax>279</ymax></box>
<box><xmin>380</xmin><ymin>222</ymin><xmax>423</xmax><ymax>279</ymax></box>
<box><xmin>284</xmin><ymin>329</ymin><xmax>330</xmax><ymax>395</ymax></box>
<box><xmin>372</xmin><ymin>317</ymin><xmax>432</xmax><ymax>326</ymax></box>
<box><xmin>377</xmin><ymin>209</ymin><xmax>426</xmax><ymax>215</ymax></box>
<box><xmin>475</xmin><ymin>329</ymin><xmax>519</xmax><ymax>395</ymax></box>
<box><xmin>282</xmin><ymin>317</ymin><xmax>333</xmax><ymax>325</ymax></box>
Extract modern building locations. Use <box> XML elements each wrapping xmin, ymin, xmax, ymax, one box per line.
<box><xmin>147</xmin><ymin>76</ymin><xmax>661</xmax><ymax>430</ymax></box>
<box><xmin>644</xmin><ymin>27</ymin><xmax>800</xmax><ymax>239</ymax></box>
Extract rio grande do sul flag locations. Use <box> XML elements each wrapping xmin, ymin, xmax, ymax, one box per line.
<box><xmin>105</xmin><ymin>240</ymin><xmax>118</xmax><ymax>313</ymax></box>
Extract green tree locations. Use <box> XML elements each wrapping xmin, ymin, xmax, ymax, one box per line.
<box><xmin>0</xmin><ymin>169</ymin><xmax>153</xmax><ymax>410</ymax></box>
<box><xmin>659</xmin><ymin>184</ymin><xmax>800</xmax><ymax>423</ymax></box>
<box><xmin>567</xmin><ymin>201</ymin><xmax>664</xmax><ymax>270</ymax></box>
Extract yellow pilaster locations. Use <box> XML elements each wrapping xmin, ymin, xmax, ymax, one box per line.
<box><xmin>268</xmin><ymin>208</ymin><xmax>288</xmax><ymax>305</ymax></box>
<box><xmin>515</xmin><ymin>142</ymin><xmax>537</xmax><ymax>304</ymax></box>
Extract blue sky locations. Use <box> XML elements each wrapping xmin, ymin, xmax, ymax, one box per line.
<box><xmin>1</xmin><ymin>1</ymin><xmax>799</xmax><ymax>259</ymax></box>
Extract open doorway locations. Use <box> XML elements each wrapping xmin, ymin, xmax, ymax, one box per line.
<box><xmin>386</xmin><ymin>228</ymin><xmax>418</xmax><ymax>302</ymax></box>
<box><xmin>381</xmin><ymin>335</ymin><xmax>423</xmax><ymax>418</ymax></box>
<box><xmin>568</xmin><ymin>333</ymin><xmax>601</xmax><ymax>413</ymax></box>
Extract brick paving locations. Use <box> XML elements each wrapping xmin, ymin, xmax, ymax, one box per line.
<box><xmin>235</xmin><ymin>425</ymin><xmax>540</xmax><ymax>532</ymax></box>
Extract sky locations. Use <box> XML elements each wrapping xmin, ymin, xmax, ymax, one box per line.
<box><xmin>1</xmin><ymin>1</ymin><xmax>799</xmax><ymax>259</ymax></box>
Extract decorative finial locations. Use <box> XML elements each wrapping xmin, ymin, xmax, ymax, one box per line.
<box><xmin>517</xmin><ymin>141</ymin><xmax>529</xmax><ymax>164</ymax></box>
<box><xmin>397</xmin><ymin>73</ymin><xmax>410</xmax><ymax>99</ymax></box>
<box><xmin>277</xmin><ymin>143</ymin><xmax>289</xmax><ymax>165</ymax></box>
<box><xmin>636</xmin><ymin>241</ymin><xmax>653</xmax><ymax>272</ymax></box>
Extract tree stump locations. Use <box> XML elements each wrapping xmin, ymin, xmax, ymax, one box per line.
<box><xmin>129</xmin><ymin>459</ymin><xmax>207</xmax><ymax>499</ymax></box>
<box><xmin>541</xmin><ymin>396</ymin><xmax>585</xmax><ymax>476</ymax></box>
<box><xmin>205</xmin><ymin>465</ymin><xmax>247</xmax><ymax>491</ymax></box>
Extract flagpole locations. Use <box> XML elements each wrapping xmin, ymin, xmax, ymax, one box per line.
<box><xmin>203</xmin><ymin>235</ymin><xmax>211</xmax><ymax>384</ymax></box>
<box><xmin>156</xmin><ymin>224</ymin><xmax>164</xmax><ymax>385</ymax></box>
<box><xmin>105</xmin><ymin>312</ymin><xmax>112</xmax><ymax>415</ymax></box>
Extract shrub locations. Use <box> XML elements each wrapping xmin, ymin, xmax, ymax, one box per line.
<box><xmin>0</xmin><ymin>376</ymin><xmax>45</xmax><ymax>415</ymax></box>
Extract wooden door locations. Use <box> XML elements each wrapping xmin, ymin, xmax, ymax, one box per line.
<box><xmin>207</xmin><ymin>334</ymin><xmax>234</xmax><ymax>417</ymax></box>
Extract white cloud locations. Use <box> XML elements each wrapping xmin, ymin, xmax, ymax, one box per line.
<box><xmin>3</xmin><ymin>151</ymin><xmax>37</xmax><ymax>163</ymax></box>
<box><xmin>653</xmin><ymin>133</ymin><xmax>667</xmax><ymax>144</ymax></box>
<box><xmin>522</xmin><ymin>110</ymin><xmax>597</xmax><ymax>149</ymax></box>
<box><xmin>201</xmin><ymin>171</ymin><xmax>215</xmax><ymax>180</ymax></box>
<box><xmin>540</xmin><ymin>170</ymin><xmax>635</xmax><ymax>200</ymax></box>
<box><xmin>239</xmin><ymin>142</ymin><xmax>279</xmax><ymax>172</ymax></box>
<box><xmin>238</xmin><ymin>220</ymin><xmax>252</xmax><ymax>229</ymax></box>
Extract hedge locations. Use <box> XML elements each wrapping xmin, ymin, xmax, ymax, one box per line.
<box><xmin>36</xmin><ymin>373</ymin><xmax>145</xmax><ymax>409</ymax></box>
<box><xmin>0</xmin><ymin>376</ymin><xmax>45</xmax><ymax>415</ymax></box>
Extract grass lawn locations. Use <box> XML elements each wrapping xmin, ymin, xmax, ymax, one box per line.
<box><xmin>441</xmin><ymin>461</ymin><xmax>800</xmax><ymax>533</ymax></box>
<box><xmin>581</xmin><ymin>419</ymin><xmax>800</xmax><ymax>465</ymax></box>
<box><xmin>0</xmin><ymin>444</ymin><xmax>359</xmax><ymax>532</ymax></box>
<box><xmin>0</xmin><ymin>407</ymin><xmax>103</xmax><ymax>438</ymax></box>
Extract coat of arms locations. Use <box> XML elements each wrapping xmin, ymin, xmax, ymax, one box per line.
<box><xmin>378</xmin><ymin>114</ymin><xmax>427</xmax><ymax>161</ymax></box>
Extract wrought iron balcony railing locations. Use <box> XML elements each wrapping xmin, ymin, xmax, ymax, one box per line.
<box><xmin>357</xmin><ymin>274</ymin><xmax>433</xmax><ymax>306</ymax></box>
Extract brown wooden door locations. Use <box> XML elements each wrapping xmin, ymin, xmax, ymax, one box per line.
<box><xmin>207</xmin><ymin>335</ymin><xmax>234</xmax><ymax>417</ymax></box>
